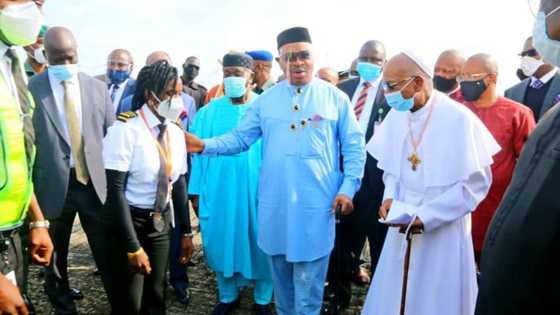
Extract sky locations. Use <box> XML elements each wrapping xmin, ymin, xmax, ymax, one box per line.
<box><xmin>41</xmin><ymin>0</ymin><xmax>536</xmax><ymax>92</ymax></box>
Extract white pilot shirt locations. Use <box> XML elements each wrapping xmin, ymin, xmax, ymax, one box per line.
<box><xmin>103</xmin><ymin>105</ymin><xmax>188</xmax><ymax>209</ymax></box>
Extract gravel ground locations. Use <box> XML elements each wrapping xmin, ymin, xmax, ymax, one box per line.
<box><xmin>27</xmin><ymin>214</ymin><xmax>368</xmax><ymax>314</ymax></box>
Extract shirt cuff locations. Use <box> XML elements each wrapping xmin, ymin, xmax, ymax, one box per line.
<box><xmin>201</xmin><ymin>139</ymin><xmax>218</xmax><ymax>156</ymax></box>
<box><xmin>338</xmin><ymin>179</ymin><xmax>358</xmax><ymax>199</ymax></box>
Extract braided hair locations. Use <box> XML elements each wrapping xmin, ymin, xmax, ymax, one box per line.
<box><xmin>131</xmin><ymin>60</ymin><xmax>178</xmax><ymax>111</ymax></box>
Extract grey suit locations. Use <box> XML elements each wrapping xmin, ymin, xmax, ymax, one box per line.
<box><xmin>28</xmin><ymin>71</ymin><xmax>118</xmax><ymax>314</ymax></box>
<box><xmin>29</xmin><ymin>72</ymin><xmax>113</xmax><ymax>218</ymax></box>
<box><xmin>505</xmin><ymin>73</ymin><xmax>560</xmax><ymax>121</ymax></box>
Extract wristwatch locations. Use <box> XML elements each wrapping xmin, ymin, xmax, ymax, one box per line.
<box><xmin>29</xmin><ymin>220</ymin><xmax>50</xmax><ymax>229</ymax></box>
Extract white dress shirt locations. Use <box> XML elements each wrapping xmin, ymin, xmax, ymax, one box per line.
<box><xmin>531</xmin><ymin>68</ymin><xmax>558</xmax><ymax>85</ymax></box>
<box><xmin>47</xmin><ymin>69</ymin><xmax>82</xmax><ymax>166</ymax></box>
<box><xmin>109</xmin><ymin>78</ymin><xmax>128</xmax><ymax>113</ymax></box>
<box><xmin>103</xmin><ymin>105</ymin><xmax>188</xmax><ymax>209</ymax></box>
<box><xmin>351</xmin><ymin>77</ymin><xmax>381</xmax><ymax>133</ymax></box>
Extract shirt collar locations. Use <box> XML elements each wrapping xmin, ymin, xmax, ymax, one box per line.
<box><xmin>358</xmin><ymin>76</ymin><xmax>381</xmax><ymax>89</ymax></box>
<box><xmin>141</xmin><ymin>104</ymin><xmax>167</xmax><ymax>130</ymax></box>
<box><xmin>532</xmin><ymin>68</ymin><xmax>558</xmax><ymax>85</ymax></box>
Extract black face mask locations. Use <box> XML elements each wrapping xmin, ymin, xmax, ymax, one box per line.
<box><xmin>516</xmin><ymin>68</ymin><xmax>529</xmax><ymax>81</ymax></box>
<box><xmin>183</xmin><ymin>65</ymin><xmax>199</xmax><ymax>81</ymax></box>
<box><xmin>460</xmin><ymin>79</ymin><xmax>487</xmax><ymax>102</ymax></box>
<box><xmin>433</xmin><ymin>75</ymin><xmax>458</xmax><ymax>93</ymax></box>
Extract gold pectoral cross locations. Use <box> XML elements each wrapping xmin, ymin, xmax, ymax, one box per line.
<box><xmin>408</xmin><ymin>152</ymin><xmax>421</xmax><ymax>171</ymax></box>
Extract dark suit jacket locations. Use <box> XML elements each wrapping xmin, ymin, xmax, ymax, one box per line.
<box><xmin>28</xmin><ymin>71</ymin><xmax>115</xmax><ymax>219</ymax></box>
<box><xmin>115</xmin><ymin>78</ymin><xmax>136</xmax><ymax>115</ymax></box>
<box><xmin>504</xmin><ymin>73</ymin><xmax>560</xmax><ymax>120</ymax></box>
<box><xmin>337</xmin><ymin>78</ymin><xmax>390</xmax><ymax>210</ymax></box>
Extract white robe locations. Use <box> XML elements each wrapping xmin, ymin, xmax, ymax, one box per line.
<box><xmin>362</xmin><ymin>91</ymin><xmax>500</xmax><ymax>315</ymax></box>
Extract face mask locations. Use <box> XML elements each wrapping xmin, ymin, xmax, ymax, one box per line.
<box><xmin>433</xmin><ymin>75</ymin><xmax>458</xmax><ymax>93</ymax></box>
<box><xmin>0</xmin><ymin>2</ymin><xmax>43</xmax><ymax>46</ymax></box>
<box><xmin>107</xmin><ymin>69</ymin><xmax>130</xmax><ymax>85</ymax></box>
<box><xmin>533</xmin><ymin>11</ymin><xmax>560</xmax><ymax>66</ymax></box>
<box><xmin>49</xmin><ymin>64</ymin><xmax>79</xmax><ymax>81</ymax></box>
<box><xmin>520</xmin><ymin>56</ymin><xmax>545</xmax><ymax>77</ymax></box>
<box><xmin>152</xmin><ymin>92</ymin><xmax>184</xmax><ymax>122</ymax></box>
<box><xmin>384</xmin><ymin>79</ymin><xmax>415</xmax><ymax>112</ymax></box>
<box><xmin>33</xmin><ymin>47</ymin><xmax>47</xmax><ymax>64</ymax></box>
<box><xmin>357</xmin><ymin>62</ymin><xmax>382</xmax><ymax>82</ymax></box>
<box><xmin>460</xmin><ymin>79</ymin><xmax>487</xmax><ymax>102</ymax></box>
<box><xmin>223</xmin><ymin>76</ymin><xmax>247</xmax><ymax>98</ymax></box>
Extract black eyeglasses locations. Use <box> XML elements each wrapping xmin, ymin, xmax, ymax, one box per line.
<box><xmin>281</xmin><ymin>50</ymin><xmax>312</xmax><ymax>62</ymax></box>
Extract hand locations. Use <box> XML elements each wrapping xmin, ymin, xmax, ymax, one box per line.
<box><xmin>127</xmin><ymin>248</ymin><xmax>151</xmax><ymax>275</ymax></box>
<box><xmin>378</xmin><ymin>199</ymin><xmax>393</xmax><ymax>220</ymax></box>
<box><xmin>191</xmin><ymin>195</ymin><xmax>199</xmax><ymax>215</ymax></box>
<box><xmin>179</xmin><ymin>236</ymin><xmax>194</xmax><ymax>264</ymax></box>
<box><xmin>332</xmin><ymin>194</ymin><xmax>354</xmax><ymax>215</ymax></box>
<box><xmin>29</xmin><ymin>227</ymin><xmax>53</xmax><ymax>266</ymax></box>
<box><xmin>0</xmin><ymin>274</ymin><xmax>28</xmax><ymax>315</ymax></box>
<box><xmin>185</xmin><ymin>132</ymin><xmax>205</xmax><ymax>153</ymax></box>
<box><xmin>398</xmin><ymin>217</ymin><xmax>424</xmax><ymax>234</ymax></box>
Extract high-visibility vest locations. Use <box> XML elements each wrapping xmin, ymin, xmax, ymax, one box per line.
<box><xmin>0</xmin><ymin>74</ymin><xmax>34</xmax><ymax>231</ymax></box>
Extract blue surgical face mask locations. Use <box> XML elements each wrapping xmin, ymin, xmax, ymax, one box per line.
<box><xmin>107</xmin><ymin>69</ymin><xmax>130</xmax><ymax>85</ymax></box>
<box><xmin>533</xmin><ymin>10</ymin><xmax>560</xmax><ymax>66</ymax></box>
<box><xmin>384</xmin><ymin>79</ymin><xmax>415</xmax><ymax>112</ymax></box>
<box><xmin>357</xmin><ymin>62</ymin><xmax>382</xmax><ymax>82</ymax></box>
<box><xmin>49</xmin><ymin>64</ymin><xmax>79</xmax><ymax>81</ymax></box>
<box><xmin>223</xmin><ymin>76</ymin><xmax>247</xmax><ymax>98</ymax></box>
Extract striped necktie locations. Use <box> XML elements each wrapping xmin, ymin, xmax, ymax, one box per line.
<box><xmin>5</xmin><ymin>49</ymin><xmax>35</xmax><ymax>168</ymax></box>
<box><xmin>530</xmin><ymin>79</ymin><xmax>544</xmax><ymax>89</ymax></box>
<box><xmin>154</xmin><ymin>124</ymin><xmax>170</xmax><ymax>213</ymax></box>
<box><xmin>354</xmin><ymin>81</ymin><xmax>371</xmax><ymax>120</ymax></box>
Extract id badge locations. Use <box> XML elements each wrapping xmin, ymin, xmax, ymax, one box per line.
<box><xmin>5</xmin><ymin>270</ymin><xmax>16</xmax><ymax>286</ymax></box>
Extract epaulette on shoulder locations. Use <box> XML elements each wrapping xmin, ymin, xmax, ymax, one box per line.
<box><xmin>117</xmin><ymin>111</ymin><xmax>137</xmax><ymax>123</ymax></box>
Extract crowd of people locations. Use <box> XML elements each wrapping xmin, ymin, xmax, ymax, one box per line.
<box><xmin>2</xmin><ymin>0</ymin><xmax>560</xmax><ymax>314</ymax></box>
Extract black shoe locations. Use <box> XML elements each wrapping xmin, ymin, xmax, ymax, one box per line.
<box><xmin>68</xmin><ymin>288</ymin><xmax>83</xmax><ymax>300</ymax></box>
<box><xmin>254</xmin><ymin>303</ymin><xmax>273</xmax><ymax>315</ymax></box>
<box><xmin>174</xmin><ymin>287</ymin><xmax>190</xmax><ymax>305</ymax></box>
<box><xmin>211</xmin><ymin>299</ymin><xmax>240</xmax><ymax>315</ymax></box>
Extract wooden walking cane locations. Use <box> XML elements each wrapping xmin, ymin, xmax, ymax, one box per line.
<box><xmin>400</xmin><ymin>216</ymin><xmax>419</xmax><ymax>315</ymax></box>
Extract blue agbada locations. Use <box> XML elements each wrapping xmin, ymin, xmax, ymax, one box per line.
<box><xmin>202</xmin><ymin>78</ymin><xmax>366</xmax><ymax>262</ymax></box>
<box><xmin>189</xmin><ymin>93</ymin><xmax>270</xmax><ymax>280</ymax></box>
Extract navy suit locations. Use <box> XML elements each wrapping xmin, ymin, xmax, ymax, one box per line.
<box><xmin>112</xmin><ymin>78</ymin><xmax>137</xmax><ymax>115</ymax></box>
<box><xmin>326</xmin><ymin>77</ymin><xmax>390</xmax><ymax>305</ymax></box>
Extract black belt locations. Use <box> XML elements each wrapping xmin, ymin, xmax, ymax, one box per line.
<box><xmin>129</xmin><ymin>205</ymin><xmax>169</xmax><ymax>218</ymax></box>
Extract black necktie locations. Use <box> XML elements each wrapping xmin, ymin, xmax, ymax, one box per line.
<box><xmin>154</xmin><ymin>124</ymin><xmax>169</xmax><ymax>213</ymax></box>
<box><xmin>6</xmin><ymin>49</ymin><xmax>35</xmax><ymax>168</ymax></box>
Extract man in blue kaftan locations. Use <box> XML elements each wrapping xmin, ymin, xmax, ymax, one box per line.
<box><xmin>186</xmin><ymin>28</ymin><xmax>366</xmax><ymax>315</ymax></box>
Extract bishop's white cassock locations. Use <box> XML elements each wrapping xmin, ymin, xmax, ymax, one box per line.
<box><xmin>361</xmin><ymin>91</ymin><xmax>500</xmax><ymax>315</ymax></box>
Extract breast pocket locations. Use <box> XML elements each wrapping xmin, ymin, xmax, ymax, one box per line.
<box><xmin>301</xmin><ymin>117</ymin><xmax>335</xmax><ymax>159</ymax></box>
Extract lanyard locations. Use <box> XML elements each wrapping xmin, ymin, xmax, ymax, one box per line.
<box><xmin>139</xmin><ymin>109</ymin><xmax>173</xmax><ymax>178</ymax></box>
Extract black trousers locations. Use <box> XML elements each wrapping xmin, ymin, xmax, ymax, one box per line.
<box><xmin>326</xmin><ymin>202</ymin><xmax>388</xmax><ymax>305</ymax></box>
<box><xmin>44</xmin><ymin>174</ymin><xmax>117</xmax><ymax>315</ymax></box>
<box><xmin>124</xmin><ymin>210</ymin><xmax>171</xmax><ymax>315</ymax></box>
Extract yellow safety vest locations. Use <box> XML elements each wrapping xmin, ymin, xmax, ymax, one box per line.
<box><xmin>0</xmin><ymin>74</ymin><xmax>34</xmax><ymax>231</ymax></box>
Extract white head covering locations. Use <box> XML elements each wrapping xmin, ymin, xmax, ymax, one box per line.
<box><xmin>402</xmin><ymin>50</ymin><xmax>433</xmax><ymax>78</ymax></box>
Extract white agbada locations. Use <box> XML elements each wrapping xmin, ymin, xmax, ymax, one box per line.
<box><xmin>361</xmin><ymin>91</ymin><xmax>500</xmax><ymax>315</ymax></box>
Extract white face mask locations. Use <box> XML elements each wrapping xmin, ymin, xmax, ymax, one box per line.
<box><xmin>520</xmin><ymin>56</ymin><xmax>545</xmax><ymax>77</ymax></box>
<box><xmin>33</xmin><ymin>47</ymin><xmax>47</xmax><ymax>64</ymax></box>
<box><xmin>0</xmin><ymin>2</ymin><xmax>43</xmax><ymax>46</ymax></box>
<box><xmin>152</xmin><ymin>92</ymin><xmax>185</xmax><ymax>122</ymax></box>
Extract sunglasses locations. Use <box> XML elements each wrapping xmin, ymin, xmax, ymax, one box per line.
<box><xmin>281</xmin><ymin>50</ymin><xmax>312</xmax><ymax>62</ymax></box>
